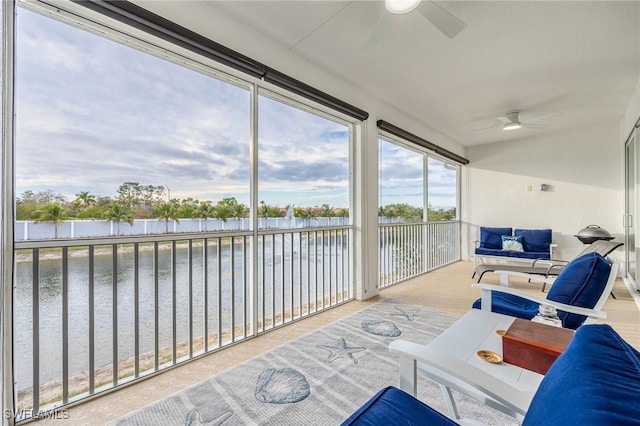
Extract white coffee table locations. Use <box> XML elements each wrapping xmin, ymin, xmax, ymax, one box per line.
<box><xmin>389</xmin><ymin>309</ymin><xmax>545</xmax><ymax>424</ymax></box>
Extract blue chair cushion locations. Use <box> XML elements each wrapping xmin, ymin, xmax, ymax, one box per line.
<box><xmin>341</xmin><ymin>386</ymin><xmax>457</xmax><ymax>426</ymax></box>
<box><xmin>523</xmin><ymin>324</ymin><xmax>640</xmax><ymax>426</ymax></box>
<box><xmin>471</xmin><ymin>293</ymin><xmax>539</xmax><ymax>319</ymax></box>
<box><xmin>479</xmin><ymin>227</ymin><xmax>512</xmax><ymax>250</ymax></box>
<box><xmin>475</xmin><ymin>247</ymin><xmax>510</xmax><ymax>257</ymax></box>
<box><xmin>546</xmin><ymin>252</ymin><xmax>611</xmax><ymax>329</ymax></box>
<box><xmin>508</xmin><ymin>250</ymin><xmax>551</xmax><ymax>260</ymax></box>
<box><xmin>514</xmin><ymin>228</ymin><xmax>552</xmax><ymax>255</ymax></box>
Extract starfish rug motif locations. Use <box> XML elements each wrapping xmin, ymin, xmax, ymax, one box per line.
<box><xmin>317</xmin><ymin>337</ymin><xmax>366</xmax><ymax>365</ymax></box>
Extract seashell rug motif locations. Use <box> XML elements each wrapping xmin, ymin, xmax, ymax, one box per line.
<box><xmin>111</xmin><ymin>299</ymin><xmax>518</xmax><ymax>425</ymax></box>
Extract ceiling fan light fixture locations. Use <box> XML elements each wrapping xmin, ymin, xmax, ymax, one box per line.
<box><xmin>503</xmin><ymin>122</ymin><xmax>522</xmax><ymax>131</ymax></box>
<box><xmin>385</xmin><ymin>0</ymin><xmax>421</xmax><ymax>14</ymax></box>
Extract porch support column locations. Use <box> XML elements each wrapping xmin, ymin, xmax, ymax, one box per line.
<box><xmin>353</xmin><ymin>119</ymin><xmax>379</xmax><ymax>301</ymax></box>
<box><xmin>2</xmin><ymin>1</ymin><xmax>16</xmax><ymax>425</ymax></box>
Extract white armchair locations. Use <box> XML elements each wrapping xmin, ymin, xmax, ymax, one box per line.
<box><xmin>389</xmin><ymin>339</ymin><xmax>533</xmax><ymax>423</ymax></box>
<box><xmin>472</xmin><ymin>253</ymin><xmax>619</xmax><ymax>329</ymax></box>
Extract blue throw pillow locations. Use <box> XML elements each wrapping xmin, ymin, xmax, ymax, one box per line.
<box><xmin>523</xmin><ymin>324</ymin><xmax>640</xmax><ymax>426</ymax></box>
<box><xmin>546</xmin><ymin>252</ymin><xmax>611</xmax><ymax>329</ymax></box>
<box><xmin>514</xmin><ymin>228</ymin><xmax>552</xmax><ymax>253</ymax></box>
<box><xmin>501</xmin><ymin>235</ymin><xmax>524</xmax><ymax>252</ymax></box>
<box><xmin>480</xmin><ymin>227</ymin><xmax>512</xmax><ymax>249</ymax></box>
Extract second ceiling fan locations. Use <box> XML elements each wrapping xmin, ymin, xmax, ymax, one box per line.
<box><xmin>473</xmin><ymin>110</ymin><xmax>562</xmax><ymax>132</ymax></box>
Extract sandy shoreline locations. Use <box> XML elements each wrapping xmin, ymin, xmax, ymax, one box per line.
<box><xmin>15</xmin><ymin>240</ymin><xmax>208</xmax><ymax>263</ymax></box>
<box><xmin>16</xmin><ymin>307</ymin><xmax>314</xmax><ymax>412</ymax></box>
<box><xmin>18</xmin><ymin>332</ymin><xmax>221</xmax><ymax>411</ymax></box>
<box><xmin>18</xmin><ymin>320</ymin><xmax>260</xmax><ymax>412</ymax></box>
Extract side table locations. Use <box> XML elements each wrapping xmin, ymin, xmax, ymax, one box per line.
<box><xmin>389</xmin><ymin>310</ymin><xmax>546</xmax><ymax>423</ymax></box>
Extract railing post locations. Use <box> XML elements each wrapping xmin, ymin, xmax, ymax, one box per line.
<box><xmin>112</xmin><ymin>244</ymin><xmax>118</xmax><ymax>386</ymax></box>
<box><xmin>134</xmin><ymin>242</ymin><xmax>140</xmax><ymax>378</ymax></box>
<box><xmin>62</xmin><ymin>247</ymin><xmax>69</xmax><ymax>404</ymax></box>
<box><xmin>31</xmin><ymin>249</ymin><xmax>39</xmax><ymax>414</ymax></box>
<box><xmin>88</xmin><ymin>246</ymin><xmax>95</xmax><ymax>394</ymax></box>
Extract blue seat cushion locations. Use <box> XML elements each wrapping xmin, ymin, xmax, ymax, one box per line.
<box><xmin>523</xmin><ymin>324</ymin><xmax>640</xmax><ymax>426</ymax></box>
<box><xmin>475</xmin><ymin>247</ymin><xmax>510</xmax><ymax>257</ymax></box>
<box><xmin>508</xmin><ymin>250</ymin><xmax>550</xmax><ymax>260</ymax></box>
<box><xmin>547</xmin><ymin>252</ymin><xmax>611</xmax><ymax>329</ymax></box>
<box><xmin>472</xmin><ymin>293</ymin><xmax>539</xmax><ymax>319</ymax></box>
<box><xmin>514</xmin><ymin>228</ymin><xmax>552</xmax><ymax>253</ymax></box>
<box><xmin>341</xmin><ymin>386</ymin><xmax>457</xmax><ymax>426</ymax></box>
<box><xmin>479</xmin><ymin>227</ymin><xmax>512</xmax><ymax>250</ymax></box>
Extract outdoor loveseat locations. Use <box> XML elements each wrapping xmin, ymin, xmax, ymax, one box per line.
<box><xmin>474</xmin><ymin>227</ymin><xmax>554</xmax><ymax>262</ymax></box>
<box><xmin>342</xmin><ymin>323</ymin><xmax>640</xmax><ymax>425</ymax></box>
<box><xmin>474</xmin><ymin>239</ymin><xmax>623</xmax><ymax>286</ymax></box>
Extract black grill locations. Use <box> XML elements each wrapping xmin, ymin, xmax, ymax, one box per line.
<box><xmin>574</xmin><ymin>225</ymin><xmax>614</xmax><ymax>244</ymax></box>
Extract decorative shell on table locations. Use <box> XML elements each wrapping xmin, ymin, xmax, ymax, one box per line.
<box><xmin>477</xmin><ymin>350</ymin><xmax>502</xmax><ymax>364</ymax></box>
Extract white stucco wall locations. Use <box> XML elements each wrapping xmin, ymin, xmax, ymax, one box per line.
<box><xmin>463</xmin><ymin>122</ymin><xmax>623</xmax><ymax>262</ymax></box>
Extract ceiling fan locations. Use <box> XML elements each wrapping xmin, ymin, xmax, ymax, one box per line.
<box><xmin>474</xmin><ymin>111</ymin><xmax>562</xmax><ymax>132</ymax></box>
<box><xmin>365</xmin><ymin>0</ymin><xmax>466</xmax><ymax>48</ymax></box>
<box><xmin>499</xmin><ymin>111</ymin><xmax>526</xmax><ymax>131</ymax></box>
<box><xmin>383</xmin><ymin>0</ymin><xmax>467</xmax><ymax>39</ymax></box>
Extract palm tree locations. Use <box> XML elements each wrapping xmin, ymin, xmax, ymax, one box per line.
<box><xmin>299</xmin><ymin>207</ymin><xmax>318</xmax><ymax>227</ymax></box>
<box><xmin>319</xmin><ymin>203</ymin><xmax>333</xmax><ymax>218</ymax></box>
<box><xmin>259</xmin><ymin>200</ymin><xmax>269</xmax><ymax>228</ymax></box>
<box><xmin>213</xmin><ymin>200</ymin><xmax>233</xmax><ymax>230</ymax></box>
<box><xmin>214</xmin><ymin>197</ymin><xmax>248</xmax><ymax>221</ymax></box>
<box><xmin>194</xmin><ymin>201</ymin><xmax>216</xmax><ymax>231</ymax></box>
<box><xmin>103</xmin><ymin>202</ymin><xmax>134</xmax><ymax>235</ymax></box>
<box><xmin>33</xmin><ymin>203</ymin><xmax>67</xmax><ymax>238</ymax></box>
<box><xmin>231</xmin><ymin>202</ymin><xmax>249</xmax><ymax>220</ymax></box>
<box><xmin>154</xmin><ymin>201</ymin><xmax>180</xmax><ymax>233</ymax></box>
<box><xmin>336</xmin><ymin>208</ymin><xmax>349</xmax><ymax>218</ymax></box>
<box><xmin>336</xmin><ymin>208</ymin><xmax>349</xmax><ymax>224</ymax></box>
<box><xmin>74</xmin><ymin>191</ymin><xmax>96</xmax><ymax>210</ymax></box>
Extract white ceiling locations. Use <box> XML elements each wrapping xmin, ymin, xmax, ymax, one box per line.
<box><xmin>142</xmin><ymin>1</ymin><xmax>639</xmax><ymax>148</ymax></box>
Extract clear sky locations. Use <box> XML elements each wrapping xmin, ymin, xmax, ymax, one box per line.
<box><xmin>14</xmin><ymin>6</ymin><xmax>455</xmax><ymax>210</ymax></box>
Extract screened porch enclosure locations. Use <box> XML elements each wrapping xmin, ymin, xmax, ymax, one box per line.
<box><xmin>6</xmin><ymin>0</ymin><xmax>464</xmax><ymax>421</ymax></box>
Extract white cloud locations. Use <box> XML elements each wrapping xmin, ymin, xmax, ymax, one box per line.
<box><xmin>14</xmin><ymin>7</ymin><xmax>454</xmax><ymax>211</ymax></box>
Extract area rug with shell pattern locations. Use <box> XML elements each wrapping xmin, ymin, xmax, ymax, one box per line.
<box><xmin>111</xmin><ymin>299</ymin><xmax>518</xmax><ymax>425</ymax></box>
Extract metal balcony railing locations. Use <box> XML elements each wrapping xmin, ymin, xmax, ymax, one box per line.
<box><xmin>378</xmin><ymin>221</ymin><xmax>461</xmax><ymax>288</ymax></box>
<box><xmin>12</xmin><ymin>226</ymin><xmax>352</xmax><ymax>420</ymax></box>
<box><xmin>11</xmin><ymin>220</ymin><xmax>460</xmax><ymax>420</ymax></box>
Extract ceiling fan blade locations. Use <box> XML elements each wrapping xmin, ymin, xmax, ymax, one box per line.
<box><xmin>496</xmin><ymin>116</ymin><xmax>512</xmax><ymax>124</ymax></box>
<box><xmin>471</xmin><ymin>124</ymin><xmax>502</xmax><ymax>132</ymax></box>
<box><xmin>524</xmin><ymin>111</ymin><xmax>563</xmax><ymax>124</ymax></box>
<box><xmin>417</xmin><ymin>1</ymin><xmax>467</xmax><ymax>39</ymax></box>
<box><xmin>364</xmin><ymin>12</ymin><xmax>392</xmax><ymax>51</ymax></box>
